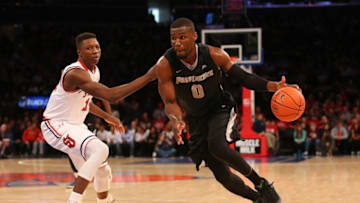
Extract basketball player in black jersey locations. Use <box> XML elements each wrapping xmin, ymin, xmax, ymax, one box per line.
<box><xmin>154</xmin><ymin>18</ymin><xmax>300</xmax><ymax>203</ymax></box>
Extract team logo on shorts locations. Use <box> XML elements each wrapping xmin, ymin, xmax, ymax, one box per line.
<box><xmin>63</xmin><ymin>135</ymin><xmax>75</xmax><ymax>148</ymax></box>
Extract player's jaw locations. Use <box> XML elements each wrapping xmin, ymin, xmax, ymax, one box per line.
<box><xmin>92</xmin><ymin>54</ymin><xmax>101</xmax><ymax>64</ymax></box>
<box><xmin>174</xmin><ymin>44</ymin><xmax>193</xmax><ymax>59</ymax></box>
<box><xmin>81</xmin><ymin>54</ymin><xmax>100</xmax><ymax>67</ymax></box>
<box><xmin>175</xmin><ymin>49</ymin><xmax>188</xmax><ymax>59</ymax></box>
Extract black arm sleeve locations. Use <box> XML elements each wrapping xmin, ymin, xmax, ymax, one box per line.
<box><xmin>226</xmin><ymin>64</ymin><xmax>268</xmax><ymax>91</ymax></box>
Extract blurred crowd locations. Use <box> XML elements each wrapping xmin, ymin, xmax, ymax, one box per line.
<box><xmin>0</xmin><ymin>5</ymin><xmax>359</xmax><ymax>159</ymax></box>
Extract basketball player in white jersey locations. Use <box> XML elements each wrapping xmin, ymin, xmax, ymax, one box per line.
<box><xmin>40</xmin><ymin>32</ymin><xmax>156</xmax><ymax>203</ymax></box>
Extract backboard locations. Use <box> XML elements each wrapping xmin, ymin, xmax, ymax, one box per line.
<box><xmin>201</xmin><ymin>28</ymin><xmax>262</xmax><ymax>65</ymax></box>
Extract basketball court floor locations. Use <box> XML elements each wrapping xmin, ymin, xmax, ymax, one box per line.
<box><xmin>0</xmin><ymin>156</ymin><xmax>359</xmax><ymax>203</ymax></box>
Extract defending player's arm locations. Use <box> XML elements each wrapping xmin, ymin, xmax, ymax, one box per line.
<box><xmin>89</xmin><ymin>102</ymin><xmax>124</xmax><ymax>134</ymax></box>
<box><xmin>209</xmin><ymin>46</ymin><xmax>299</xmax><ymax>92</ymax></box>
<box><xmin>156</xmin><ymin>57</ymin><xmax>185</xmax><ymax>145</ymax></box>
<box><xmin>101</xmin><ymin>100</ymin><xmax>112</xmax><ymax>114</ymax></box>
<box><xmin>63</xmin><ymin>66</ymin><xmax>156</xmax><ymax>104</ymax></box>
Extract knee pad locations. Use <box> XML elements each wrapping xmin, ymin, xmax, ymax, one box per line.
<box><xmin>78</xmin><ymin>139</ymin><xmax>109</xmax><ymax>181</ymax></box>
<box><xmin>94</xmin><ymin>164</ymin><xmax>112</xmax><ymax>193</ymax></box>
<box><xmin>86</xmin><ymin>139</ymin><xmax>109</xmax><ymax>163</ymax></box>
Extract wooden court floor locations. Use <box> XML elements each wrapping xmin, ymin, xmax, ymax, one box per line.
<box><xmin>0</xmin><ymin>156</ymin><xmax>359</xmax><ymax>203</ymax></box>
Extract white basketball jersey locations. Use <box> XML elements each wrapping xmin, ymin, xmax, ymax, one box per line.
<box><xmin>43</xmin><ymin>60</ymin><xmax>100</xmax><ymax>125</ymax></box>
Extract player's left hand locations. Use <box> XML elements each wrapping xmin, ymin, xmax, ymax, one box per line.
<box><xmin>105</xmin><ymin>116</ymin><xmax>125</xmax><ymax>134</ymax></box>
<box><xmin>277</xmin><ymin>76</ymin><xmax>301</xmax><ymax>92</ymax></box>
<box><xmin>168</xmin><ymin>114</ymin><xmax>185</xmax><ymax>145</ymax></box>
<box><xmin>173</xmin><ymin>121</ymin><xmax>185</xmax><ymax>145</ymax></box>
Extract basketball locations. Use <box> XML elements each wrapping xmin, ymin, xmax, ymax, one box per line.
<box><xmin>271</xmin><ymin>87</ymin><xmax>305</xmax><ymax>122</ymax></box>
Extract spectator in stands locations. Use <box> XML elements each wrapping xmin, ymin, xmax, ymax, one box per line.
<box><xmin>349</xmin><ymin>121</ymin><xmax>360</xmax><ymax>155</ymax></box>
<box><xmin>253</xmin><ymin>113</ymin><xmax>266</xmax><ymax>134</ymax></box>
<box><xmin>0</xmin><ymin>124</ymin><xmax>11</xmax><ymax>158</ymax></box>
<box><xmin>134</xmin><ymin>125</ymin><xmax>150</xmax><ymax>157</ymax></box>
<box><xmin>96</xmin><ymin>122</ymin><xmax>110</xmax><ymax>143</ymax></box>
<box><xmin>121</xmin><ymin>121</ymin><xmax>136</xmax><ymax>157</ymax></box>
<box><xmin>22</xmin><ymin>122</ymin><xmax>44</xmax><ymax>157</ymax></box>
<box><xmin>320</xmin><ymin>123</ymin><xmax>334</xmax><ymax>156</ymax></box>
<box><xmin>146</xmin><ymin>127</ymin><xmax>159</xmax><ymax>157</ymax></box>
<box><xmin>13</xmin><ymin>121</ymin><xmax>26</xmax><ymax>157</ymax></box>
<box><xmin>152</xmin><ymin>102</ymin><xmax>166</xmax><ymax>121</ymax></box>
<box><xmin>330</xmin><ymin>121</ymin><xmax>349</xmax><ymax>155</ymax></box>
<box><xmin>108</xmin><ymin>126</ymin><xmax>123</xmax><ymax>157</ymax></box>
<box><xmin>154</xmin><ymin>123</ymin><xmax>176</xmax><ymax>158</ymax></box>
<box><xmin>264</xmin><ymin>120</ymin><xmax>280</xmax><ymax>155</ymax></box>
<box><xmin>305</xmin><ymin>123</ymin><xmax>320</xmax><ymax>156</ymax></box>
<box><xmin>153</xmin><ymin>114</ymin><xmax>165</xmax><ymax>133</ymax></box>
<box><xmin>293</xmin><ymin>124</ymin><xmax>306</xmax><ymax>160</ymax></box>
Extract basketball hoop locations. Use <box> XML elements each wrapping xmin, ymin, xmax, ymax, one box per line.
<box><xmin>230</xmin><ymin>56</ymin><xmax>238</xmax><ymax>63</ymax></box>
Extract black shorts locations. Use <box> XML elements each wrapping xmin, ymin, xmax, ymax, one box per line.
<box><xmin>187</xmin><ymin>106</ymin><xmax>241</xmax><ymax>170</ymax></box>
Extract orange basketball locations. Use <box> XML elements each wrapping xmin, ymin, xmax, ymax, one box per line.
<box><xmin>271</xmin><ymin>87</ymin><xmax>305</xmax><ymax>122</ymax></box>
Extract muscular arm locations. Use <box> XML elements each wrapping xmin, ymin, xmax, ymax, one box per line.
<box><xmin>89</xmin><ymin>102</ymin><xmax>111</xmax><ymax>121</ymax></box>
<box><xmin>156</xmin><ymin>57</ymin><xmax>184</xmax><ymax>123</ymax></box>
<box><xmin>102</xmin><ymin>100</ymin><xmax>112</xmax><ymax>114</ymax></box>
<box><xmin>156</xmin><ymin>57</ymin><xmax>185</xmax><ymax>144</ymax></box>
<box><xmin>209</xmin><ymin>46</ymin><xmax>280</xmax><ymax>92</ymax></box>
<box><xmin>63</xmin><ymin>67</ymin><xmax>156</xmax><ymax>104</ymax></box>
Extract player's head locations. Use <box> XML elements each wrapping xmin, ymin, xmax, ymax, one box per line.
<box><xmin>170</xmin><ymin>17</ymin><xmax>198</xmax><ymax>59</ymax></box>
<box><xmin>75</xmin><ymin>32</ymin><xmax>101</xmax><ymax>65</ymax></box>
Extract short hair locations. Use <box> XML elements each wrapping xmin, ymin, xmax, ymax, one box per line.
<box><xmin>170</xmin><ymin>17</ymin><xmax>195</xmax><ymax>32</ymax></box>
<box><xmin>75</xmin><ymin>32</ymin><xmax>97</xmax><ymax>49</ymax></box>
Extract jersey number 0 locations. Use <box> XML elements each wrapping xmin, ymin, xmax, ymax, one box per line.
<box><xmin>191</xmin><ymin>84</ymin><xmax>205</xmax><ymax>99</ymax></box>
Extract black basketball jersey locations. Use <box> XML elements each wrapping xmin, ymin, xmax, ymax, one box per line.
<box><xmin>164</xmin><ymin>43</ymin><xmax>227</xmax><ymax>117</ymax></box>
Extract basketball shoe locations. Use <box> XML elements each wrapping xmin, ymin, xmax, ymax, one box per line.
<box><xmin>97</xmin><ymin>194</ymin><xmax>115</xmax><ymax>203</ymax></box>
<box><xmin>253</xmin><ymin>198</ymin><xmax>264</xmax><ymax>203</ymax></box>
<box><xmin>255</xmin><ymin>178</ymin><xmax>281</xmax><ymax>203</ymax></box>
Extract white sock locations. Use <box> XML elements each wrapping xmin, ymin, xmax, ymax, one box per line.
<box><xmin>68</xmin><ymin>191</ymin><xmax>82</xmax><ymax>203</ymax></box>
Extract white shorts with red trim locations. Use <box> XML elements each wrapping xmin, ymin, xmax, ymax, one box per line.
<box><xmin>40</xmin><ymin>120</ymin><xmax>102</xmax><ymax>170</ymax></box>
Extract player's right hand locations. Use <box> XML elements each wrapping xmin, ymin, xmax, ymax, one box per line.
<box><xmin>277</xmin><ymin>75</ymin><xmax>301</xmax><ymax>92</ymax></box>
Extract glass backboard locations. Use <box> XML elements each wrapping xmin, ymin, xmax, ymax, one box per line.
<box><xmin>201</xmin><ymin>28</ymin><xmax>262</xmax><ymax>65</ymax></box>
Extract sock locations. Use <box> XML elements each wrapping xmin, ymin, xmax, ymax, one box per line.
<box><xmin>246</xmin><ymin>169</ymin><xmax>262</xmax><ymax>186</ymax></box>
<box><xmin>68</xmin><ymin>191</ymin><xmax>82</xmax><ymax>203</ymax></box>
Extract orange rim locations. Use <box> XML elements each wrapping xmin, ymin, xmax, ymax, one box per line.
<box><xmin>230</xmin><ymin>56</ymin><xmax>239</xmax><ymax>62</ymax></box>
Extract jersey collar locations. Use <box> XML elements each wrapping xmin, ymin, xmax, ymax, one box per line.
<box><xmin>78</xmin><ymin>59</ymin><xmax>96</xmax><ymax>73</ymax></box>
<box><xmin>180</xmin><ymin>44</ymin><xmax>198</xmax><ymax>71</ymax></box>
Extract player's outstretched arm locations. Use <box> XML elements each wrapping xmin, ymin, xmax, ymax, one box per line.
<box><xmin>64</xmin><ymin>67</ymin><xmax>156</xmax><ymax>103</ymax></box>
<box><xmin>156</xmin><ymin>57</ymin><xmax>185</xmax><ymax>145</ymax></box>
<box><xmin>209</xmin><ymin>46</ymin><xmax>300</xmax><ymax>92</ymax></box>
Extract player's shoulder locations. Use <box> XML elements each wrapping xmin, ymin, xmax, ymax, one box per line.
<box><xmin>206</xmin><ymin>44</ymin><xmax>225</xmax><ymax>56</ymax></box>
<box><xmin>205</xmin><ymin>44</ymin><xmax>229</xmax><ymax>65</ymax></box>
<box><xmin>63</xmin><ymin>66</ymin><xmax>91</xmax><ymax>83</ymax></box>
<box><xmin>155</xmin><ymin>56</ymin><xmax>172</xmax><ymax>79</ymax></box>
<box><xmin>65</xmin><ymin>61</ymin><xmax>82</xmax><ymax>69</ymax></box>
<box><xmin>156</xmin><ymin>55</ymin><xmax>171</xmax><ymax>68</ymax></box>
